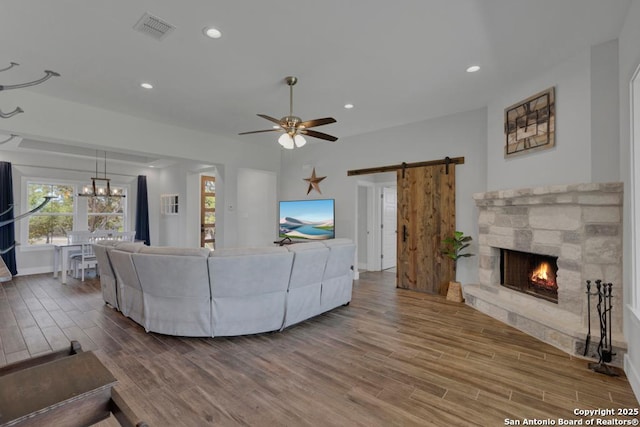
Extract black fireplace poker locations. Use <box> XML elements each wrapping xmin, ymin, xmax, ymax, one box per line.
<box><xmin>584</xmin><ymin>279</ymin><xmax>618</xmax><ymax>376</ymax></box>
<box><xmin>583</xmin><ymin>280</ymin><xmax>591</xmax><ymax>357</ymax></box>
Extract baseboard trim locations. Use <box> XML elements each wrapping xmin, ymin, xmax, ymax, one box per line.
<box><xmin>625</xmin><ymin>353</ymin><xmax>640</xmax><ymax>403</ymax></box>
<box><xmin>15</xmin><ymin>266</ymin><xmax>53</xmax><ymax>276</ymax></box>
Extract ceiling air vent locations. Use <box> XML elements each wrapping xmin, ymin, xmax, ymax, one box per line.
<box><xmin>133</xmin><ymin>12</ymin><xmax>175</xmax><ymax>41</ymax></box>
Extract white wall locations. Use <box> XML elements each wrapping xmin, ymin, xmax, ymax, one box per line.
<box><xmin>487</xmin><ymin>40</ymin><xmax>621</xmax><ymax>191</ymax></box>
<box><xmin>156</xmin><ymin>164</ymin><xmax>188</xmax><ymax>247</ymax></box>
<box><xmin>591</xmin><ymin>39</ymin><xmax>620</xmax><ymax>183</ymax></box>
<box><xmin>487</xmin><ymin>49</ymin><xmax>592</xmax><ymax>190</ymax></box>
<box><xmin>279</xmin><ymin>107</ymin><xmax>487</xmax><ymax>285</ymax></box>
<box><xmin>619</xmin><ymin>0</ymin><xmax>640</xmax><ymax>402</ymax></box>
<box><xmin>237</xmin><ymin>168</ymin><xmax>277</xmax><ymax>247</ymax></box>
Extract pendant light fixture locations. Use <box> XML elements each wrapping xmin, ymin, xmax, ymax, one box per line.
<box><xmin>78</xmin><ymin>151</ymin><xmax>125</xmax><ymax>198</ymax></box>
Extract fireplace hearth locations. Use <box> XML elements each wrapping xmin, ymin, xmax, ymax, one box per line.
<box><xmin>501</xmin><ymin>249</ymin><xmax>558</xmax><ymax>303</ymax></box>
<box><xmin>464</xmin><ymin>182</ymin><xmax>624</xmax><ymax>363</ymax></box>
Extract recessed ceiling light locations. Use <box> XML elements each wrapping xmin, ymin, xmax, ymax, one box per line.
<box><xmin>466</xmin><ymin>65</ymin><xmax>480</xmax><ymax>73</ymax></box>
<box><xmin>203</xmin><ymin>27</ymin><xmax>222</xmax><ymax>39</ymax></box>
<box><xmin>272</xmin><ymin>125</ymin><xmax>281</xmax><ymax>129</ymax></box>
<box><xmin>344</xmin><ymin>103</ymin><xmax>354</xmax><ymax>109</ymax></box>
<box><xmin>140</xmin><ymin>82</ymin><xmax>153</xmax><ymax>89</ymax></box>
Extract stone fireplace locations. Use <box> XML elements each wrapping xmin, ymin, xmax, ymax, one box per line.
<box><xmin>464</xmin><ymin>182</ymin><xmax>625</xmax><ymax>363</ymax></box>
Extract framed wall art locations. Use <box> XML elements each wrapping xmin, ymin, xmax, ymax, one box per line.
<box><xmin>504</xmin><ymin>87</ymin><xmax>555</xmax><ymax>157</ymax></box>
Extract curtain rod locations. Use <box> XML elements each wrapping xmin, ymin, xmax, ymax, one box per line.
<box><xmin>347</xmin><ymin>156</ymin><xmax>465</xmax><ymax>176</ymax></box>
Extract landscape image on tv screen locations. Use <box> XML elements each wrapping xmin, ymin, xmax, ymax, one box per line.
<box><xmin>279</xmin><ymin>199</ymin><xmax>335</xmax><ymax>240</ymax></box>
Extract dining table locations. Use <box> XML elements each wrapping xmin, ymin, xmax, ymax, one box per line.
<box><xmin>53</xmin><ymin>243</ymin><xmax>82</xmax><ymax>285</ymax></box>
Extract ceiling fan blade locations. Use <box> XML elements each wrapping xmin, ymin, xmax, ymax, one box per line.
<box><xmin>300</xmin><ymin>129</ymin><xmax>338</xmax><ymax>142</ymax></box>
<box><xmin>238</xmin><ymin>129</ymin><xmax>281</xmax><ymax>135</ymax></box>
<box><xmin>257</xmin><ymin>114</ymin><xmax>283</xmax><ymax>126</ymax></box>
<box><xmin>299</xmin><ymin>117</ymin><xmax>336</xmax><ymax>129</ymax></box>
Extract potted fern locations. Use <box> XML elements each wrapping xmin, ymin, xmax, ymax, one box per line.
<box><xmin>441</xmin><ymin>231</ymin><xmax>474</xmax><ymax>302</ymax></box>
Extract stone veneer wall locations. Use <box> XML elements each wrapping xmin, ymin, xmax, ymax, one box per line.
<box><xmin>465</xmin><ymin>182</ymin><xmax>624</xmax><ymax>360</ymax></box>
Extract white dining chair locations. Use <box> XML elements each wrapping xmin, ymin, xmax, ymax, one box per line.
<box><xmin>117</xmin><ymin>231</ymin><xmax>137</xmax><ymax>242</ymax></box>
<box><xmin>70</xmin><ymin>242</ymin><xmax>98</xmax><ymax>281</ymax></box>
<box><xmin>65</xmin><ymin>231</ymin><xmax>94</xmax><ymax>275</ymax></box>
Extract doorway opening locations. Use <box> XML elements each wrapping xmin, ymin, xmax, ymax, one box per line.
<box><xmin>381</xmin><ymin>185</ymin><xmax>397</xmax><ymax>271</ymax></box>
<box><xmin>355</xmin><ymin>173</ymin><xmax>396</xmax><ymax>274</ymax></box>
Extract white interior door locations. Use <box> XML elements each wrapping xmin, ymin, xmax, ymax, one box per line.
<box><xmin>381</xmin><ymin>186</ymin><xmax>397</xmax><ymax>270</ymax></box>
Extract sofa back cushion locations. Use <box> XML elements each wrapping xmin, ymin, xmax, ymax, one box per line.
<box><xmin>131</xmin><ymin>252</ymin><xmax>212</xmax><ymax>337</ymax></box>
<box><xmin>108</xmin><ymin>248</ymin><xmax>144</xmax><ymax>323</ymax></box>
<box><xmin>208</xmin><ymin>247</ymin><xmax>293</xmax><ymax>297</ymax></box>
<box><xmin>208</xmin><ymin>247</ymin><xmax>293</xmax><ymax>336</ymax></box>
<box><xmin>286</xmin><ymin>242</ymin><xmax>330</xmax><ymax>290</ymax></box>
<box><xmin>138</xmin><ymin>246</ymin><xmax>211</xmax><ymax>257</ymax></box>
<box><xmin>92</xmin><ymin>243</ymin><xmax>118</xmax><ymax>308</ymax></box>
<box><xmin>322</xmin><ymin>239</ymin><xmax>356</xmax><ymax>280</ymax></box>
<box><xmin>112</xmin><ymin>241</ymin><xmax>145</xmax><ymax>253</ymax></box>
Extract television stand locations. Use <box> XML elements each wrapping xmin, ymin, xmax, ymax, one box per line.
<box><xmin>274</xmin><ymin>237</ymin><xmax>294</xmax><ymax>246</ymax></box>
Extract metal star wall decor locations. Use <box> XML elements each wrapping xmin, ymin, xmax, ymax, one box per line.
<box><xmin>304</xmin><ymin>168</ymin><xmax>326</xmax><ymax>194</ymax></box>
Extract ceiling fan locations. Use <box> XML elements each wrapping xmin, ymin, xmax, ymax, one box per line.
<box><xmin>239</xmin><ymin>76</ymin><xmax>338</xmax><ymax>149</ymax></box>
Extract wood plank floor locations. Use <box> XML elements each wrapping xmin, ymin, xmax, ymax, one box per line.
<box><xmin>0</xmin><ymin>271</ymin><xmax>637</xmax><ymax>426</ymax></box>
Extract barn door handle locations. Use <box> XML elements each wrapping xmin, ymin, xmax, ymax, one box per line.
<box><xmin>403</xmin><ymin>225</ymin><xmax>408</xmax><ymax>242</ymax></box>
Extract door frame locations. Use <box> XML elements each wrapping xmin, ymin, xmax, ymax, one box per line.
<box><xmin>355</xmin><ymin>179</ymin><xmax>397</xmax><ymax>273</ymax></box>
<box><xmin>355</xmin><ymin>181</ymin><xmax>376</xmax><ymax>276</ymax></box>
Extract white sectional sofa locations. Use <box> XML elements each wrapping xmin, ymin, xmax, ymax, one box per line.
<box><xmin>94</xmin><ymin>239</ymin><xmax>356</xmax><ymax>337</ymax></box>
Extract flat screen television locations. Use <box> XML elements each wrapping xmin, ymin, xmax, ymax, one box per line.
<box><xmin>279</xmin><ymin>199</ymin><xmax>335</xmax><ymax>241</ymax></box>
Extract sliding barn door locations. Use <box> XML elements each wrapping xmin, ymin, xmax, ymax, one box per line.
<box><xmin>397</xmin><ymin>164</ymin><xmax>456</xmax><ymax>294</ymax></box>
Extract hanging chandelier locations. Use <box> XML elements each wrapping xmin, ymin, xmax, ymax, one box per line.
<box><xmin>77</xmin><ymin>151</ymin><xmax>125</xmax><ymax>198</ymax></box>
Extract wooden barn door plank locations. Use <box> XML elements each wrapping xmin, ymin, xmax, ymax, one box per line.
<box><xmin>397</xmin><ymin>164</ymin><xmax>456</xmax><ymax>294</ymax></box>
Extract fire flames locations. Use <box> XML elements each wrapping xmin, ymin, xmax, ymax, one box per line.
<box><xmin>530</xmin><ymin>262</ymin><xmax>557</xmax><ymax>289</ymax></box>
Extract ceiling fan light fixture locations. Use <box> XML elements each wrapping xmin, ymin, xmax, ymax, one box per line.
<box><xmin>203</xmin><ymin>27</ymin><xmax>222</xmax><ymax>39</ymax></box>
<box><xmin>239</xmin><ymin>75</ymin><xmax>337</xmax><ymax>146</ymax></box>
<box><xmin>294</xmin><ymin>134</ymin><xmax>306</xmax><ymax>148</ymax></box>
<box><xmin>278</xmin><ymin>133</ymin><xmax>295</xmax><ymax>149</ymax></box>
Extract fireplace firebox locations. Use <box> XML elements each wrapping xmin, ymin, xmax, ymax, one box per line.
<box><xmin>500</xmin><ymin>249</ymin><xmax>558</xmax><ymax>303</ymax></box>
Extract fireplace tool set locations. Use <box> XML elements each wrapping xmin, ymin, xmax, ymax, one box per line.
<box><xmin>583</xmin><ymin>280</ymin><xmax>617</xmax><ymax>376</ymax></box>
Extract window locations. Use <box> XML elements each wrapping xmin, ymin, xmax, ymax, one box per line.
<box><xmin>160</xmin><ymin>194</ymin><xmax>179</xmax><ymax>215</ymax></box>
<box><xmin>200</xmin><ymin>176</ymin><xmax>215</xmax><ymax>249</ymax></box>
<box><xmin>24</xmin><ymin>179</ymin><xmax>128</xmax><ymax>247</ymax></box>
<box><xmin>27</xmin><ymin>182</ymin><xmax>74</xmax><ymax>245</ymax></box>
<box><xmin>88</xmin><ymin>193</ymin><xmax>126</xmax><ymax>231</ymax></box>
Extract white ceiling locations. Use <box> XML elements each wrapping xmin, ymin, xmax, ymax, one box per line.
<box><xmin>0</xmin><ymin>0</ymin><xmax>631</xmax><ymax>158</ymax></box>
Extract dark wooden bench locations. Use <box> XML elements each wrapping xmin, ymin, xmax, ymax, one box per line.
<box><xmin>0</xmin><ymin>341</ymin><xmax>147</xmax><ymax>427</ymax></box>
